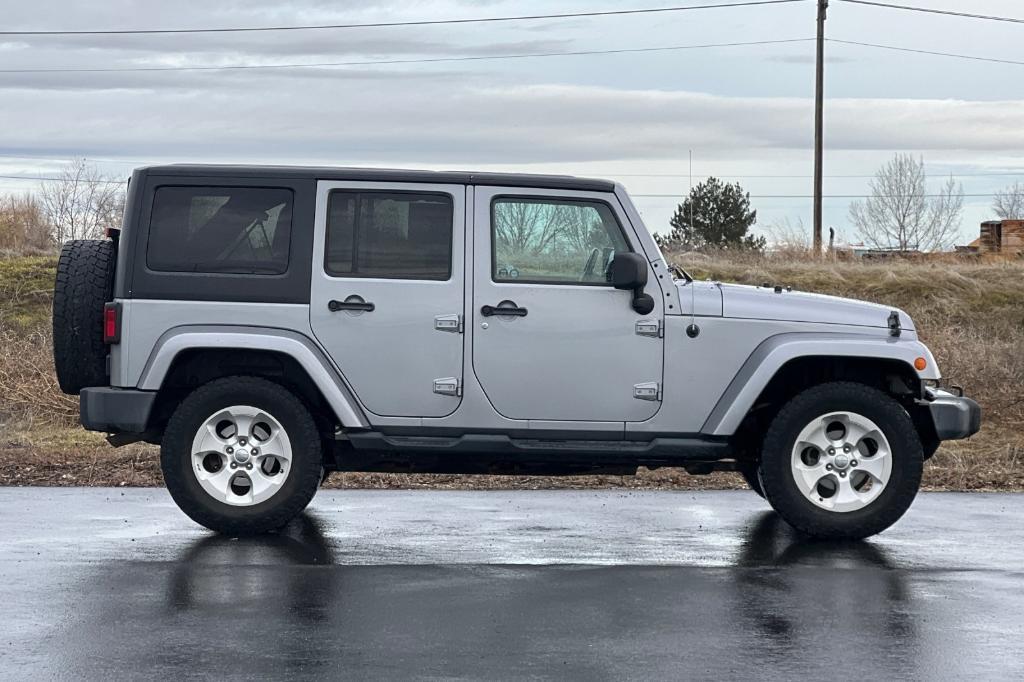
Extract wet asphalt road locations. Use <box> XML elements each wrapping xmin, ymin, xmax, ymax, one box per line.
<box><xmin>1</xmin><ymin>489</ymin><xmax>1022</xmax><ymax>680</ymax></box>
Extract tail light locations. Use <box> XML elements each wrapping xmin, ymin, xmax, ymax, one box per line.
<box><xmin>103</xmin><ymin>302</ymin><xmax>121</xmax><ymax>344</ymax></box>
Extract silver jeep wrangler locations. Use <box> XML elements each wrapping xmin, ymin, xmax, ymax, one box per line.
<box><xmin>53</xmin><ymin>165</ymin><xmax>980</xmax><ymax>538</ymax></box>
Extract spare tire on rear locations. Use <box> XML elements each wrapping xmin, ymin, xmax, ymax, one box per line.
<box><xmin>52</xmin><ymin>239</ymin><xmax>116</xmax><ymax>395</ymax></box>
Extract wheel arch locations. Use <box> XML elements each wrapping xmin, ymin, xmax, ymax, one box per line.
<box><xmin>139</xmin><ymin>326</ymin><xmax>369</xmax><ymax>434</ymax></box>
<box><xmin>702</xmin><ymin>332</ymin><xmax>937</xmax><ymax>439</ymax></box>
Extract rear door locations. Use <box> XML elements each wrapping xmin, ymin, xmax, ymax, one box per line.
<box><xmin>471</xmin><ymin>187</ymin><xmax>664</xmax><ymax>423</ymax></box>
<box><xmin>310</xmin><ymin>182</ymin><xmax>465</xmax><ymax>418</ymax></box>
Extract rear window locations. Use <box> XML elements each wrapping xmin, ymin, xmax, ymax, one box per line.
<box><xmin>325</xmin><ymin>191</ymin><xmax>452</xmax><ymax>280</ymax></box>
<box><xmin>147</xmin><ymin>186</ymin><xmax>293</xmax><ymax>274</ymax></box>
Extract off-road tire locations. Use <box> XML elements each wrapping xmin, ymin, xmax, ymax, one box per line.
<box><xmin>52</xmin><ymin>239</ymin><xmax>116</xmax><ymax>394</ymax></box>
<box><xmin>738</xmin><ymin>463</ymin><xmax>765</xmax><ymax>499</ymax></box>
<box><xmin>161</xmin><ymin>376</ymin><xmax>323</xmax><ymax>535</ymax></box>
<box><xmin>760</xmin><ymin>381</ymin><xmax>923</xmax><ymax>540</ymax></box>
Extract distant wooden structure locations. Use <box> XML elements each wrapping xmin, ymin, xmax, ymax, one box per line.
<box><xmin>958</xmin><ymin>220</ymin><xmax>1024</xmax><ymax>256</ymax></box>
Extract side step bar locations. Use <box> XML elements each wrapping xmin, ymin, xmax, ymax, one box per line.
<box><xmin>348</xmin><ymin>432</ymin><xmax>730</xmax><ymax>459</ymax></box>
<box><xmin>337</xmin><ymin>431</ymin><xmax>734</xmax><ymax>476</ymax></box>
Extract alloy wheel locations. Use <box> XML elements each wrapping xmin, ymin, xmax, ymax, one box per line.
<box><xmin>190</xmin><ymin>405</ymin><xmax>293</xmax><ymax>506</ymax></box>
<box><xmin>790</xmin><ymin>411</ymin><xmax>893</xmax><ymax>513</ymax></box>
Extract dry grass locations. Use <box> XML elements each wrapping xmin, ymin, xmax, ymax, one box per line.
<box><xmin>0</xmin><ymin>328</ymin><xmax>78</xmax><ymax>427</ymax></box>
<box><xmin>0</xmin><ymin>255</ymin><xmax>58</xmax><ymax>329</ymax></box>
<box><xmin>0</xmin><ymin>255</ymin><xmax>79</xmax><ymax>428</ymax></box>
<box><xmin>1</xmin><ymin>253</ymin><xmax>1022</xmax><ymax>490</ymax></box>
<box><xmin>671</xmin><ymin>250</ymin><xmax>1024</xmax><ymax>430</ymax></box>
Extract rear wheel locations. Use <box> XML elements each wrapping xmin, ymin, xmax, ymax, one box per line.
<box><xmin>161</xmin><ymin>376</ymin><xmax>323</xmax><ymax>535</ymax></box>
<box><xmin>759</xmin><ymin>382</ymin><xmax>923</xmax><ymax>540</ymax></box>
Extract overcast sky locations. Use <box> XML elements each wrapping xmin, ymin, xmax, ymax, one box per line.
<box><xmin>1</xmin><ymin>0</ymin><xmax>1022</xmax><ymax>243</ymax></box>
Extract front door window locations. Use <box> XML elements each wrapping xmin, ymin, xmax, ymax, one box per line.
<box><xmin>491</xmin><ymin>197</ymin><xmax>628</xmax><ymax>285</ymax></box>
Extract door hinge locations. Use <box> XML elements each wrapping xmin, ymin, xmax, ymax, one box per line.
<box><xmin>433</xmin><ymin>377</ymin><xmax>462</xmax><ymax>397</ymax></box>
<box><xmin>434</xmin><ymin>314</ymin><xmax>463</xmax><ymax>334</ymax></box>
<box><xmin>635</xmin><ymin>319</ymin><xmax>663</xmax><ymax>338</ymax></box>
<box><xmin>633</xmin><ymin>382</ymin><xmax>662</xmax><ymax>401</ymax></box>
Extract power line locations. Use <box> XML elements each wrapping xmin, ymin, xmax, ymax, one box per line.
<box><xmin>0</xmin><ymin>173</ymin><xmax>998</xmax><ymax>198</ymax></box>
<box><xmin>0</xmin><ymin>154</ymin><xmax>146</xmax><ymax>165</ymax></box>
<box><xmin>615</xmin><ymin>172</ymin><xmax>1024</xmax><ymax>178</ymax></box>
<box><xmin>0</xmin><ymin>172</ymin><xmax>998</xmax><ymax>200</ymax></box>
<box><xmin>2</xmin><ymin>35</ymin><xmax>1016</xmax><ymax>76</ymax></box>
<box><xmin>0</xmin><ymin>174</ymin><xmax>124</xmax><ymax>183</ymax></box>
<box><xmin>0</xmin><ymin>0</ymin><xmax>809</xmax><ymax>36</ymax></box>
<box><xmin>0</xmin><ymin>38</ymin><xmax>814</xmax><ymax>74</ymax></box>
<box><xmin>633</xmin><ymin>193</ymin><xmax>1001</xmax><ymax>198</ymax></box>
<box><xmin>0</xmin><ymin>170</ymin><xmax>1019</xmax><ymax>187</ymax></box>
<box><xmin>830</xmin><ymin>38</ymin><xmax>1024</xmax><ymax>66</ymax></box>
<box><xmin>1</xmin><ymin>155</ymin><xmax>1021</xmax><ymax>178</ymax></box>
<box><xmin>837</xmin><ymin>0</ymin><xmax>1024</xmax><ymax>25</ymax></box>
<box><xmin>4</xmin><ymin>35</ymin><xmax>1015</xmax><ymax>77</ymax></box>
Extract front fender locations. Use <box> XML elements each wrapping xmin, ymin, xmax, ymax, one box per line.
<box><xmin>700</xmin><ymin>332</ymin><xmax>939</xmax><ymax>436</ymax></box>
<box><xmin>138</xmin><ymin>325</ymin><xmax>370</xmax><ymax>428</ymax></box>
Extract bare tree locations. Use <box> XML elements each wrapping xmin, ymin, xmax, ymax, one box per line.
<box><xmin>765</xmin><ymin>216</ymin><xmax>810</xmax><ymax>249</ymax></box>
<box><xmin>993</xmin><ymin>182</ymin><xmax>1024</xmax><ymax>220</ymax></box>
<box><xmin>848</xmin><ymin>154</ymin><xmax>963</xmax><ymax>252</ymax></box>
<box><xmin>0</xmin><ymin>193</ymin><xmax>51</xmax><ymax>253</ymax></box>
<box><xmin>39</xmin><ymin>159</ymin><xmax>125</xmax><ymax>243</ymax></box>
<box><xmin>493</xmin><ymin>201</ymin><xmax>565</xmax><ymax>256</ymax></box>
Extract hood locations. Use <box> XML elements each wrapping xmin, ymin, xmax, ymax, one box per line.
<box><xmin>718</xmin><ymin>283</ymin><xmax>914</xmax><ymax>331</ymax></box>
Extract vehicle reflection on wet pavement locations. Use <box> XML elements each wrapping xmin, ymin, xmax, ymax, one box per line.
<box><xmin>0</xmin><ymin>489</ymin><xmax>1021</xmax><ymax>679</ymax></box>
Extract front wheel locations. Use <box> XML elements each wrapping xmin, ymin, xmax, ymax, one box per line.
<box><xmin>759</xmin><ymin>382</ymin><xmax>923</xmax><ymax>540</ymax></box>
<box><xmin>737</xmin><ymin>463</ymin><xmax>765</xmax><ymax>499</ymax></box>
<box><xmin>161</xmin><ymin>376</ymin><xmax>324</xmax><ymax>535</ymax></box>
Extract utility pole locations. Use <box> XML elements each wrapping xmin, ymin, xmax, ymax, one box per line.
<box><xmin>813</xmin><ymin>0</ymin><xmax>828</xmax><ymax>254</ymax></box>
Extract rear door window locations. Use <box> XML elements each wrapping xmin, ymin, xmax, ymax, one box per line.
<box><xmin>147</xmin><ymin>186</ymin><xmax>293</xmax><ymax>274</ymax></box>
<box><xmin>325</xmin><ymin>191</ymin><xmax>453</xmax><ymax>280</ymax></box>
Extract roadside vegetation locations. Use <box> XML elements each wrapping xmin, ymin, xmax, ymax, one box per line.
<box><xmin>1</xmin><ymin>251</ymin><xmax>1021</xmax><ymax>490</ymax></box>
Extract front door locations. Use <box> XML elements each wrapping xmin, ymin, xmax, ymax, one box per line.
<box><xmin>471</xmin><ymin>187</ymin><xmax>664</xmax><ymax>423</ymax></box>
<box><xmin>310</xmin><ymin>182</ymin><xmax>465</xmax><ymax>418</ymax></box>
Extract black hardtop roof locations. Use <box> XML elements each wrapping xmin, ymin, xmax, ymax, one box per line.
<box><xmin>138</xmin><ymin>164</ymin><xmax>616</xmax><ymax>192</ymax></box>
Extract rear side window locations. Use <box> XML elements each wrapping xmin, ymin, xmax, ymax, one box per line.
<box><xmin>325</xmin><ymin>191</ymin><xmax>453</xmax><ymax>280</ymax></box>
<box><xmin>147</xmin><ymin>186</ymin><xmax>293</xmax><ymax>274</ymax></box>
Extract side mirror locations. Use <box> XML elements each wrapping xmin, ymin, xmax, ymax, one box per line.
<box><xmin>610</xmin><ymin>252</ymin><xmax>654</xmax><ymax>314</ymax></box>
<box><xmin>611</xmin><ymin>252</ymin><xmax>648</xmax><ymax>290</ymax></box>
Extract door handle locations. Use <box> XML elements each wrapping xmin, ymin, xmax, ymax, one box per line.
<box><xmin>481</xmin><ymin>303</ymin><xmax>528</xmax><ymax>317</ymax></box>
<box><xmin>328</xmin><ymin>299</ymin><xmax>375</xmax><ymax>312</ymax></box>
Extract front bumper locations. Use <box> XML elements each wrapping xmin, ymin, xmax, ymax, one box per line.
<box><xmin>925</xmin><ymin>388</ymin><xmax>981</xmax><ymax>441</ymax></box>
<box><xmin>80</xmin><ymin>387</ymin><xmax>156</xmax><ymax>433</ymax></box>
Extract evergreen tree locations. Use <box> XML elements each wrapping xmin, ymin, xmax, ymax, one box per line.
<box><xmin>657</xmin><ymin>177</ymin><xmax>764</xmax><ymax>251</ymax></box>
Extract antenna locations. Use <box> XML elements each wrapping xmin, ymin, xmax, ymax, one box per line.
<box><xmin>686</xmin><ymin>149</ymin><xmax>700</xmax><ymax>339</ymax></box>
<box><xmin>689</xmin><ymin>149</ymin><xmax>694</xmax><ymax>231</ymax></box>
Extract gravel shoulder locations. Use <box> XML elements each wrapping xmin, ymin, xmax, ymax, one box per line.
<box><xmin>2</xmin><ymin>425</ymin><xmax>1020</xmax><ymax>491</ymax></box>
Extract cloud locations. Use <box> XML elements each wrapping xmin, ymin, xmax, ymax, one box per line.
<box><xmin>0</xmin><ymin>65</ymin><xmax>479</xmax><ymax>92</ymax></box>
<box><xmin>5</xmin><ymin>81</ymin><xmax>1024</xmax><ymax>166</ymax></box>
<box><xmin>2</xmin><ymin>34</ymin><xmax>571</xmax><ymax>61</ymax></box>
